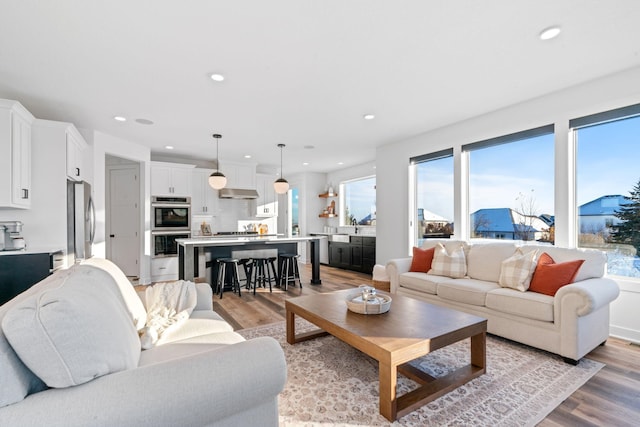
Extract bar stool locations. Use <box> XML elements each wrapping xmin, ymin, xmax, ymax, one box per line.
<box><xmin>279</xmin><ymin>253</ymin><xmax>301</xmax><ymax>290</ymax></box>
<box><xmin>249</xmin><ymin>257</ymin><xmax>276</xmax><ymax>294</ymax></box>
<box><xmin>237</xmin><ymin>258</ymin><xmax>253</xmax><ymax>289</ymax></box>
<box><xmin>215</xmin><ymin>258</ymin><xmax>242</xmax><ymax>298</ymax></box>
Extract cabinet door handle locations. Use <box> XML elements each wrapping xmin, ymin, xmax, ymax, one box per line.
<box><xmin>22</xmin><ymin>189</ymin><xmax>28</xmax><ymax>199</ymax></box>
<box><xmin>75</xmin><ymin>167</ymin><xmax>80</xmax><ymax>176</ymax></box>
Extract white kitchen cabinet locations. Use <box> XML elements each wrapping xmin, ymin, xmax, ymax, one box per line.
<box><xmin>191</xmin><ymin>168</ymin><xmax>218</xmax><ymax>214</ymax></box>
<box><xmin>151</xmin><ymin>257</ymin><xmax>179</xmax><ymax>282</ymax></box>
<box><xmin>255</xmin><ymin>173</ymin><xmax>278</xmax><ymax>217</ymax></box>
<box><xmin>151</xmin><ymin>161</ymin><xmax>194</xmax><ymax>196</ymax></box>
<box><xmin>0</xmin><ymin>100</ymin><xmax>35</xmax><ymax>209</ymax></box>
<box><xmin>66</xmin><ymin>126</ymin><xmax>87</xmax><ymax>181</ymax></box>
<box><xmin>221</xmin><ymin>160</ymin><xmax>256</xmax><ymax>190</ymax></box>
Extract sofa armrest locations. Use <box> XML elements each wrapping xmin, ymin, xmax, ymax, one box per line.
<box><xmin>386</xmin><ymin>257</ymin><xmax>412</xmax><ymax>293</ymax></box>
<box><xmin>194</xmin><ymin>282</ymin><xmax>214</xmax><ymax>311</ymax></box>
<box><xmin>0</xmin><ymin>337</ymin><xmax>286</xmax><ymax>427</ymax></box>
<box><xmin>555</xmin><ymin>277</ymin><xmax>620</xmax><ymax>317</ymax></box>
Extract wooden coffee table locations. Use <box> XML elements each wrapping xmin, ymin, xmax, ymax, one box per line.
<box><xmin>285</xmin><ymin>289</ymin><xmax>487</xmax><ymax>421</ymax></box>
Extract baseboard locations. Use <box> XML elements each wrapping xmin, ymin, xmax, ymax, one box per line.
<box><xmin>610</xmin><ymin>325</ymin><xmax>640</xmax><ymax>345</ymax></box>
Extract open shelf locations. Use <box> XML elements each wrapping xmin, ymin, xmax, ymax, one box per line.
<box><xmin>319</xmin><ymin>192</ymin><xmax>338</xmax><ymax>198</ymax></box>
<box><xmin>319</xmin><ymin>213</ymin><xmax>337</xmax><ymax>218</ymax></box>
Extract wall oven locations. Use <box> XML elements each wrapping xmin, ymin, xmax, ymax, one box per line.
<box><xmin>152</xmin><ymin>231</ymin><xmax>191</xmax><ymax>258</ymax></box>
<box><xmin>152</xmin><ymin>196</ymin><xmax>191</xmax><ymax>231</ymax></box>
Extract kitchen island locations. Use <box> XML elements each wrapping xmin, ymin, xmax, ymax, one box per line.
<box><xmin>177</xmin><ymin>235</ymin><xmax>321</xmax><ymax>285</ymax></box>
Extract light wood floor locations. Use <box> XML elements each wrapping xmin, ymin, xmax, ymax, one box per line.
<box><xmin>211</xmin><ymin>264</ymin><xmax>640</xmax><ymax>426</ymax></box>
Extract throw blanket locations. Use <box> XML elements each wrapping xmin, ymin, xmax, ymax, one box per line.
<box><xmin>139</xmin><ymin>280</ymin><xmax>197</xmax><ymax>350</ymax></box>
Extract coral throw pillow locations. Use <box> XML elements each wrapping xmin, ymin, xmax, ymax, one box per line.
<box><xmin>409</xmin><ymin>247</ymin><xmax>435</xmax><ymax>273</ymax></box>
<box><xmin>529</xmin><ymin>252</ymin><xmax>585</xmax><ymax>296</ymax></box>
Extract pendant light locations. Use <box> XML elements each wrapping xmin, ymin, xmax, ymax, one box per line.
<box><xmin>274</xmin><ymin>143</ymin><xmax>289</xmax><ymax>194</ymax></box>
<box><xmin>208</xmin><ymin>134</ymin><xmax>227</xmax><ymax>190</ymax></box>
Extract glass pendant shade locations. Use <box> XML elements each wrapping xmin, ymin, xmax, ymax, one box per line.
<box><xmin>209</xmin><ymin>171</ymin><xmax>227</xmax><ymax>190</ymax></box>
<box><xmin>209</xmin><ymin>133</ymin><xmax>226</xmax><ymax>190</ymax></box>
<box><xmin>274</xmin><ymin>143</ymin><xmax>288</xmax><ymax>194</ymax></box>
<box><xmin>274</xmin><ymin>178</ymin><xmax>289</xmax><ymax>194</ymax></box>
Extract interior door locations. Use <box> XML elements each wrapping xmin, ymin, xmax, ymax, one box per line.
<box><xmin>108</xmin><ymin>166</ymin><xmax>140</xmax><ymax>277</ymax></box>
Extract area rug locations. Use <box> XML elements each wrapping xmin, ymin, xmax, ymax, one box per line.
<box><xmin>238</xmin><ymin>320</ymin><xmax>603</xmax><ymax>427</ymax></box>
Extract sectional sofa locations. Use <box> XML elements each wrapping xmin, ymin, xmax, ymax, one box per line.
<box><xmin>0</xmin><ymin>258</ymin><xmax>286</xmax><ymax>426</ymax></box>
<box><xmin>386</xmin><ymin>240</ymin><xmax>620</xmax><ymax>362</ymax></box>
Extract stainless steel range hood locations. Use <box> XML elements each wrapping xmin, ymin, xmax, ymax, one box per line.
<box><xmin>218</xmin><ymin>188</ymin><xmax>259</xmax><ymax>199</ymax></box>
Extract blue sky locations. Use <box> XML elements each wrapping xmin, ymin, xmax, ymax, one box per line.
<box><xmin>416</xmin><ymin>114</ymin><xmax>640</xmax><ymax>221</ymax></box>
<box><xmin>344</xmin><ymin>176</ymin><xmax>376</xmax><ymax>222</ymax></box>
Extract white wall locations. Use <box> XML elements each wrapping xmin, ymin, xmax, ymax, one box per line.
<box><xmin>376</xmin><ymin>65</ymin><xmax>640</xmax><ymax>342</ymax></box>
<box><xmin>92</xmin><ymin>131</ymin><xmax>152</xmax><ymax>283</ymax></box>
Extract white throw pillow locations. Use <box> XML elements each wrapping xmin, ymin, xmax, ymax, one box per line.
<box><xmin>82</xmin><ymin>257</ymin><xmax>147</xmax><ymax>330</ymax></box>
<box><xmin>498</xmin><ymin>248</ymin><xmax>539</xmax><ymax>292</ymax></box>
<box><xmin>429</xmin><ymin>243</ymin><xmax>467</xmax><ymax>278</ymax></box>
<box><xmin>2</xmin><ymin>266</ymin><xmax>141</xmax><ymax>388</ymax></box>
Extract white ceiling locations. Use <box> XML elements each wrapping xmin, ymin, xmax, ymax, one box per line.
<box><xmin>1</xmin><ymin>1</ymin><xmax>640</xmax><ymax>176</ymax></box>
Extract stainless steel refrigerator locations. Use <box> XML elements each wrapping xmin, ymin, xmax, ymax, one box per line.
<box><xmin>67</xmin><ymin>180</ymin><xmax>95</xmax><ymax>263</ymax></box>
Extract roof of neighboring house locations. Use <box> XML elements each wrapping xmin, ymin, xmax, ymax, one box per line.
<box><xmin>471</xmin><ymin>208</ymin><xmax>517</xmax><ymax>233</ymax></box>
<box><xmin>579</xmin><ymin>195</ymin><xmax>629</xmax><ymax>216</ymax></box>
<box><xmin>471</xmin><ymin>207</ymin><xmax>549</xmax><ymax>234</ymax></box>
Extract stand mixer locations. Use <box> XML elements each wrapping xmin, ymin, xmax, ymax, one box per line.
<box><xmin>0</xmin><ymin>221</ymin><xmax>26</xmax><ymax>251</ymax></box>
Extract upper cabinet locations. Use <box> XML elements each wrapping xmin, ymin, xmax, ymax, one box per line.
<box><xmin>0</xmin><ymin>100</ymin><xmax>35</xmax><ymax>209</ymax></box>
<box><xmin>66</xmin><ymin>126</ymin><xmax>88</xmax><ymax>181</ymax></box>
<box><xmin>221</xmin><ymin>160</ymin><xmax>256</xmax><ymax>190</ymax></box>
<box><xmin>255</xmin><ymin>173</ymin><xmax>278</xmax><ymax>217</ymax></box>
<box><xmin>191</xmin><ymin>168</ymin><xmax>218</xmax><ymax>214</ymax></box>
<box><xmin>151</xmin><ymin>161</ymin><xmax>194</xmax><ymax>196</ymax></box>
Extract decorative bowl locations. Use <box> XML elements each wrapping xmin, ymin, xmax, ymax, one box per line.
<box><xmin>346</xmin><ymin>293</ymin><xmax>392</xmax><ymax>315</ymax></box>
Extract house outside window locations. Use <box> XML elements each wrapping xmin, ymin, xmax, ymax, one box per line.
<box><xmin>411</xmin><ymin>149</ymin><xmax>454</xmax><ymax>247</ymax></box>
<box><xmin>573</xmin><ymin>104</ymin><xmax>640</xmax><ymax>278</ymax></box>
<box><xmin>340</xmin><ymin>176</ymin><xmax>376</xmax><ymax>226</ymax></box>
<box><xmin>465</xmin><ymin>126</ymin><xmax>555</xmax><ymax>243</ymax></box>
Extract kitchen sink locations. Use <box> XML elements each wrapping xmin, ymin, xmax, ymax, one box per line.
<box><xmin>329</xmin><ymin>234</ymin><xmax>350</xmax><ymax>243</ymax></box>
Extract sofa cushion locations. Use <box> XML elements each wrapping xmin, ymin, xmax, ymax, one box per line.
<box><xmin>0</xmin><ymin>269</ymin><xmax>74</xmax><ymax>407</ymax></box>
<box><xmin>409</xmin><ymin>246</ymin><xmax>435</xmax><ymax>273</ymax></box>
<box><xmin>155</xmin><ymin>311</ymin><xmax>234</xmax><ymax>345</ymax></box>
<box><xmin>398</xmin><ymin>272</ymin><xmax>458</xmax><ymax>295</ymax></box>
<box><xmin>467</xmin><ymin>243</ymin><xmax>517</xmax><ymax>282</ymax></box>
<box><xmin>430</xmin><ymin>243</ymin><xmax>467</xmax><ymax>278</ymax></box>
<box><xmin>529</xmin><ymin>252</ymin><xmax>585</xmax><ymax>296</ymax></box>
<box><xmin>498</xmin><ymin>248</ymin><xmax>538</xmax><ymax>292</ymax></box>
<box><xmin>520</xmin><ymin>245</ymin><xmax>604</xmax><ymax>282</ymax></box>
<box><xmin>436</xmin><ymin>278</ymin><xmax>500</xmax><ymax>306</ymax></box>
<box><xmin>486</xmin><ymin>288</ymin><xmax>554</xmax><ymax>322</ymax></box>
<box><xmin>2</xmin><ymin>265</ymin><xmax>141</xmax><ymax>388</ymax></box>
<box><xmin>82</xmin><ymin>257</ymin><xmax>147</xmax><ymax>330</ymax></box>
<box><xmin>139</xmin><ymin>331</ymin><xmax>246</xmax><ymax>366</ymax></box>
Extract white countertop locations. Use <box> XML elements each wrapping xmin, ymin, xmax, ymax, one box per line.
<box><xmin>0</xmin><ymin>247</ymin><xmax>64</xmax><ymax>256</ymax></box>
<box><xmin>177</xmin><ymin>235</ymin><xmax>318</xmax><ymax>247</ymax></box>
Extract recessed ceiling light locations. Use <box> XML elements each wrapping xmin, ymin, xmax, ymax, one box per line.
<box><xmin>338</xmin><ymin>162</ymin><xmax>344</xmax><ymax>165</ymax></box>
<box><xmin>113</xmin><ymin>116</ymin><xmax>127</xmax><ymax>122</ymax></box>
<box><xmin>165</xmin><ymin>145</ymin><xmax>174</xmax><ymax>150</ymax></box>
<box><xmin>244</xmin><ymin>154</ymin><xmax>252</xmax><ymax>159</ymax></box>
<box><xmin>210</xmin><ymin>73</ymin><xmax>225</xmax><ymax>82</ymax></box>
<box><xmin>303</xmin><ymin>162</ymin><xmax>309</xmax><ymax>166</ymax></box>
<box><xmin>135</xmin><ymin>118</ymin><xmax>154</xmax><ymax>125</ymax></box>
<box><xmin>539</xmin><ymin>26</ymin><xmax>561</xmax><ymax>40</ymax></box>
<box><xmin>363</xmin><ymin>114</ymin><xmax>375</xmax><ymax>120</ymax></box>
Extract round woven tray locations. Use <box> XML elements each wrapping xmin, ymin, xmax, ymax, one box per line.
<box><xmin>346</xmin><ymin>293</ymin><xmax>392</xmax><ymax>314</ymax></box>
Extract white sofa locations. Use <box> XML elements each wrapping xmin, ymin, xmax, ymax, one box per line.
<box><xmin>0</xmin><ymin>258</ymin><xmax>286</xmax><ymax>427</ymax></box>
<box><xmin>386</xmin><ymin>240</ymin><xmax>620</xmax><ymax>363</ymax></box>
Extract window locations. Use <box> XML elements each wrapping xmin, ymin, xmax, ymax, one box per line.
<box><xmin>411</xmin><ymin>149</ymin><xmax>454</xmax><ymax>247</ymax></box>
<box><xmin>573</xmin><ymin>104</ymin><xmax>640</xmax><ymax>278</ymax></box>
<box><xmin>341</xmin><ymin>176</ymin><xmax>376</xmax><ymax>226</ymax></box>
<box><xmin>465</xmin><ymin>126</ymin><xmax>555</xmax><ymax>242</ymax></box>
